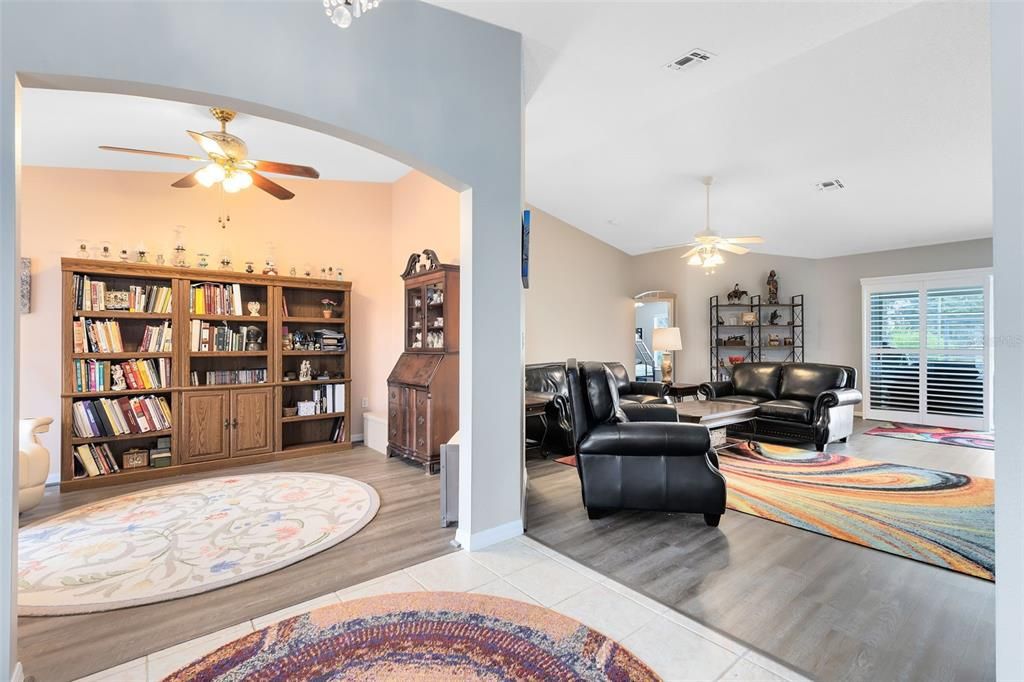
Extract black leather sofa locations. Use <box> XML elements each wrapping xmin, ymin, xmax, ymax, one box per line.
<box><xmin>604</xmin><ymin>362</ymin><xmax>669</xmax><ymax>404</ymax></box>
<box><xmin>524</xmin><ymin>362</ymin><xmax>574</xmax><ymax>454</ymax></box>
<box><xmin>699</xmin><ymin>362</ymin><xmax>862</xmax><ymax>451</ymax></box>
<box><xmin>566</xmin><ymin>359</ymin><xmax>727</xmax><ymax>526</ymax></box>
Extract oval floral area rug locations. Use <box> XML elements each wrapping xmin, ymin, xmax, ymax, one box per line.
<box><xmin>166</xmin><ymin>591</ymin><xmax>660</xmax><ymax>682</ymax></box>
<box><xmin>18</xmin><ymin>472</ymin><xmax>380</xmax><ymax>615</ymax></box>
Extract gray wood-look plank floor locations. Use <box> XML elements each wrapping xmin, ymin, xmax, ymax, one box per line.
<box><xmin>18</xmin><ymin>446</ymin><xmax>455</xmax><ymax>682</ymax></box>
<box><xmin>525</xmin><ymin>418</ymin><xmax>995</xmax><ymax>681</ymax></box>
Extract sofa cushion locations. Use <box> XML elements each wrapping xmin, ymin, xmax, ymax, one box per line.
<box><xmin>759</xmin><ymin>399</ymin><xmax>813</xmax><ymax>423</ymax></box>
<box><xmin>620</xmin><ymin>393</ymin><xmax>667</xmax><ymax>404</ymax></box>
<box><xmin>779</xmin><ymin>364</ymin><xmax>848</xmax><ymax>401</ymax></box>
<box><xmin>525</xmin><ymin>363</ymin><xmax>569</xmax><ymax>399</ymax></box>
<box><xmin>731</xmin><ymin>364</ymin><xmax>783</xmax><ymax>400</ymax></box>
<box><xmin>604</xmin><ymin>362</ymin><xmax>632</xmax><ymax>392</ymax></box>
<box><xmin>717</xmin><ymin>395</ymin><xmax>767</xmax><ymax>406</ymax></box>
<box><xmin>580</xmin><ymin>361</ymin><xmax>627</xmax><ymax>425</ymax></box>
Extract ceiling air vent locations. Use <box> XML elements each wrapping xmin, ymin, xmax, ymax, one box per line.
<box><xmin>666</xmin><ymin>49</ymin><xmax>715</xmax><ymax>72</ymax></box>
<box><xmin>815</xmin><ymin>178</ymin><xmax>846</xmax><ymax>192</ymax></box>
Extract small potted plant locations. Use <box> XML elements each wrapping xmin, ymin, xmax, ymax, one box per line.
<box><xmin>321</xmin><ymin>297</ymin><xmax>337</xmax><ymax>319</ymax></box>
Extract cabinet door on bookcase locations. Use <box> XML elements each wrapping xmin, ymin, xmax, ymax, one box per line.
<box><xmin>182</xmin><ymin>391</ymin><xmax>230</xmax><ymax>462</ymax></box>
<box><xmin>388</xmin><ymin>385</ymin><xmax>408</xmax><ymax>450</ymax></box>
<box><xmin>231</xmin><ymin>387</ymin><xmax>274</xmax><ymax>457</ymax></box>
<box><xmin>412</xmin><ymin>389</ymin><xmax>430</xmax><ymax>458</ymax></box>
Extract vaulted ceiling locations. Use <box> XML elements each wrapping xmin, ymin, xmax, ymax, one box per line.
<box><xmin>430</xmin><ymin>1</ymin><xmax>991</xmax><ymax>258</ymax></box>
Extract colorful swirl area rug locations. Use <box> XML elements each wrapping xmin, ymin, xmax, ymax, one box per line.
<box><xmin>18</xmin><ymin>473</ymin><xmax>380</xmax><ymax>615</ymax></box>
<box><xmin>165</xmin><ymin>591</ymin><xmax>659</xmax><ymax>682</ymax></box>
<box><xmin>719</xmin><ymin>442</ymin><xmax>994</xmax><ymax>580</ymax></box>
<box><xmin>863</xmin><ymin>421</ymin><xmax>994</xmax><ymax>451</ymax></box>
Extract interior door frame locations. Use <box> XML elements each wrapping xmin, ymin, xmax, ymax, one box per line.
<box><xmin>634</xmin><ymin>290</ymin><xmax>677</xmax><ymax>381</ymax></box>
<box><xmin>861</xmin><ymin>267</ymin><xmax>993</xmax><ymax>430</ymax></box>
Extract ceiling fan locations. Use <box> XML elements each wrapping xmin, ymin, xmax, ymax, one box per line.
<box><xmin>663</xmin><ymin>176</ymin><xmax>764</xmax><ymax>272</ymax></box>
<box><xmin>99</xmin><ymin>107</ymin><xmax>320</xmax><ymax>200</ymax></box>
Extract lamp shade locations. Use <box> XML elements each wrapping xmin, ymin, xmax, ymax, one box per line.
<box><xmin>652</xmin><ymin>327</ymin><xmax>682</xmax><ymax>352</ymax></box>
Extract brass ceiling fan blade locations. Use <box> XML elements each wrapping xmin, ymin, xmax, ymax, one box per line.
<box><xmin>251</xmin><ymin>171</ymin><xmax>295</xmax><ymax>200</ymax></box>
<box><xmin>251</xmin><ymin>160</ymin><xmax>320</xmax><ymax>179</ymax></box>
<box><xmin>170</xmin><ymin>171</ymin><xmax>200</xmax><ymax>188</ymax></box>
<box><xmin>723</xmin><ymin>236</ymin><xmax>764</xmax><ymax>244</ymax></box>
<box><xmin>187</xmin><ymin>130</ymin><xmax>227</xmax><ymax>158</ymax></box>
<box><xmin>679</xmin><ymin>245</ymin><xmax>702</xmax><ymax>259</ymax></box>
<box><xmin>99</xmin><ymin>145</ymin><xmax>203</xmax><ymax>162</ymax></box>
<box><xmin>716</xmin><ymin>242</ymin><xmax>750</xmax><ymax>255</ymax></box>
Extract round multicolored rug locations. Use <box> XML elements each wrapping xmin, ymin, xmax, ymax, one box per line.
<box><xmin>166</xmin><ymin>591</ymin><xmax>659</xmax><ymax>681</ymax></box>
<box><xmin>18</xmin><ymin>473</ymin><xmax>379</xmax><ymax>615</ymax></box>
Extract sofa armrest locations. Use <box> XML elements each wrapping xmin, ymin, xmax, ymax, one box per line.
<box><xmin>628</xmin><ymin>381</ymin><xmax>668</xmax><ymax>398</ymax></box>
<box><xmin>621</xmin><ymin>402</ymin><xmax>679</xmax><ymax>423</ymax></box>
<box><xmin>815</xmin><ymin>388</ymin><xmax>863</xmax><ymax>413</ymax></box>
<box><xmin>699</xmin><ymin>381</ymin><xmax>734</xmax><ymax>399</ymax></box>
<box><xmin>579</xmin><ymin>422</ymin><xmax>710</xmax><ymax>457</ymax></box>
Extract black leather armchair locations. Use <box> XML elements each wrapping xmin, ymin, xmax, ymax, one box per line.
<box><xmin>604</xmin><ymin>362</ymin><xmax>669</xmax><ymax>404</ymax></box>
<box><xmin>699</xmin><ymin>362</ymin><xmax>862</xmax><ymax>451</ymax></box>
<box><xmin>524</xmin><ymin>362</ymin><xmax>574</xmax><ymax>454</ymax></box>
<box><xmin>566</xmin><ymin>359</ymin><xmax>727</xmax><ymax>526</ymax></box>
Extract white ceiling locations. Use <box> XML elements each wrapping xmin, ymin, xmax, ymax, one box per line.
<box><xmin>21</xmin><ymin>89</ymin><xmax>411</xmax><ymax>183</ymax></box>
<box><xmin>430</xmin><ymin>0</ymin><xmax>992</xmax><ymax>258</ymax></box>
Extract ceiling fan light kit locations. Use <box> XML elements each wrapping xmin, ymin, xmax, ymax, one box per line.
<box><xmin>678</xmin><ymin>176</ymin><xmax>764</xmax><ymax>273</ymax></box>
<box><xmin>324</xmin><ymin>0</ymin><xmax>381</xmax><ymax>29</ymax></box>
<box><xmin>99</xmin><ymin>107</ymin><xmax>319</xmax><ymax>202</ymax></box>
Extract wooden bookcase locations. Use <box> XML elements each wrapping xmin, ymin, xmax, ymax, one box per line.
<box><xmin>60</xmin><ymin>258</ymin><xmax>352</xmax><ymax>491</ymax></box>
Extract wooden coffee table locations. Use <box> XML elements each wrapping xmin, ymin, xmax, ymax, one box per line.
<box><xmin>675</xmin><ymin>400</ymin><xmax>759</xmax><ymax>452</ymax></box>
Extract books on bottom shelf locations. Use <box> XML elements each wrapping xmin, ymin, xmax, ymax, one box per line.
<box><xmin>329</xmin><ymin>416</ymin><xmax>346</xmax><ymax>443</ymax></box>
<box><xmin>73</xmin><ymin>443</ymin><xmax>121</xmax><ymax>478</ymax></box>
<box><xmin>71</xmin><ymin>395</ymin><xmax>172</xmax><ymax>438</ymax></box>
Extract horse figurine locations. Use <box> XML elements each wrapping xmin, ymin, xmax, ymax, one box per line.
<box><xmin>727</xmin><ymin>284</ymin><xmax>748</xmax><ymax>303</ymax></box>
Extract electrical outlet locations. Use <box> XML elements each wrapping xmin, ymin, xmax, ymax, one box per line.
<box><xmin>361</xmin><ymin>398</ymin><xmax>368</xmax><ymax>408</ymax></box>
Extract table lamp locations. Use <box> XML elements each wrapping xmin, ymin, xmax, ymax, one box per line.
<box><xmin>652</xmin><ymin>327</ymin><xmax>683</xmax><ymax>383</ymax></box>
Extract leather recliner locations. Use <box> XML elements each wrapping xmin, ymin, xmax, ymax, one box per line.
<box><xmin>566</xmin><ymin>359</ymin><xmax>727</xmax><ymax>526</ymax></box>
<box><xmin>699</xmin><ymin>362</ymin><xmax>862</xmax><ymax>451</ymax></box>
<box><xmin>524</xmin><ymin>362</ymin><xmax>574</xmax><ymax>454</ymax></box>
<box><xmin>603</xmin><ymin>362</ymin><xmax>669</xmax><ymax>404</ymax></box>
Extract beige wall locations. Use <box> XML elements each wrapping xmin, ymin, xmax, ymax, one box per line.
<box><xmin>524</xmin><ymin>207</ymin><xmax>635</xmax><ymax>370</ymax></box>
<box><xmin>632</xmin><ymin>238</ymin><xmax>993</xmax><ymax>386</ymax></box>
<box><xmin>19</xmin><ymin>166</ymin><xmax>458</xmax><ymax>481</ymax></box>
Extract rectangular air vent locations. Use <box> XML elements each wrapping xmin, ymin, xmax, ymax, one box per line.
<box><xmin>666</xmin><ymin>49</ymin><xmax>715</xmax><ymax>72</ymax></box>
<box><xmin>815</xmin><ymin>178</ymin><xmax>846</xmax><ymax>192</ymax></box>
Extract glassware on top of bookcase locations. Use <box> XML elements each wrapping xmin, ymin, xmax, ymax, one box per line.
<box><xmin>335</xmin><ymin>267</ymin><xmax>344</xmax><ymax>281</ymax></box>
<box><xmin>99</xmin><ymin>241</ymin><xmax>112</xmax><ymax>259</ymax></box>
<box><xmin>119</xmin><ymin>249</ymin><xmax>130</xmax><ymax>262</ymax></box>
<box><xmin>303</xmin><ymin>263</ymin><xmax>313</xmax><ymax>277</ymax></box>
<box><xmin>219</xmin><ymin>256</ymin><xmax>233</xmax><ymax>271</ymax></box>
<box><xmin>155</xmin><ymin>253</ymin><xmax>166</xmax><ymax>266</ymax></box>
<box><xmin>245</xmin><ymin>261</ymin><xmax>255</xmax><ymax>274</ymax></box>
<box><xmin>136</xmin><ymin>244</ymin><xmax>148</xmax><ymax>263</ymax></box>
<box><xmin>75</xmin><ymin>238</ymin><xmax>91</xmax><ymax>259</ymax></box>
<box><xmin>197</xmin><ymin>253</ymin><xmax>210</xmax><ymax>269</ymax></box>
<box><xmin>172</xmin><ymin>225</ymin><xmax>189</xmax><ymax>267</ymax></box>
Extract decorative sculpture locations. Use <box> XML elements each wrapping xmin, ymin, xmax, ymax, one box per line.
<box><xmin>299</xmin><ymin>359</ymin><xmax>312</xmax><ymax>382</ymax></box>
<box><xmin>766</xmin><ymin>270</ymin><xmax>779</xmax><ymax>304</ymax></box>
<box><xmin>769</xmin><ymin>309</ymin><xmax>782</xmax><ymax>325</ymax></box>
<box><xmin>727</xmin><ymin>284</ymin><xmax>748</xmax><ymax>303</ymax></box>
<box><xmin>111</xmin><ymin>365</ymin><xmax>127</xmax><ymax>391</ymax></box>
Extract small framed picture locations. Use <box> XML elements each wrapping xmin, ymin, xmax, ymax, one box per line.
<box><xmin>105</xmin><ymin>290</ymin><xmax>130</xmax><ymax>310</ymax></box>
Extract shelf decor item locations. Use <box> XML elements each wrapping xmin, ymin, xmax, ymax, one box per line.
<box><xmin>122</xmin><ymin>449</ymin><xmax>149</xmax><ymax>469</ymax></box>
<box><xmin>766</xmin><ymin>270</ymin><xmax>780</xmax><ymax>304</ymax></box>
<box><xmin>247</xmin><ymin>301</ymin><xmax>261</xmax><ymax>317</ymax></box>
<box><xmin>321</xmin><ymin>298</ymin><xmax>337</xmax><ymax>318</ymax></box>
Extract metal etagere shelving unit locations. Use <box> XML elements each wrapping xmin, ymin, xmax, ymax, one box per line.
<box><xmin>709</xmin><ymin>294</ymin><xmax>804</xmax><ymax>381</ymax></box>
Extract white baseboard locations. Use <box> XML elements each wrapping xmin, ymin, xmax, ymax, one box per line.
<box><xmin>11</xmin><ymin>662</ymin><xmax>23</xmax><ymax>682</ymax></box>
<box><xmin>455</xmin><ymin>518</ymin><xmax>523</xmax><ymax>551</ymax></box>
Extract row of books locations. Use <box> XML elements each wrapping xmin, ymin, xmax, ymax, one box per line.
<box><xmin>298</xmin><ymin>383</ymin><xmax>346</xmax><ymax>415</ymax></box>
<box><xmin>191</xmin><ymin>282</ymin><xmax>246</xmax><ymax>316</ymax></box>
<box><xmin>71</xmin><ymin>395</ymin><xmax>172</xmax><ymax>438</ymax></box>
<box><xmin>73</xmin><ymin>319</ymin><xmax>172</xmax><ymax>354</ymax></box>
<box><xmin>190</xmin><ymin>369</ymin><xmax>268</xmax><ymax>386</ymax></box>
<box><xmin>189</xmin><ymin>320</ymin><xmax>261</xmax><ymax>352</ymax></box>
<box><xmin>72</xmin><ymin>358</ymin><xmax>171</xmax><ymax>392</ymax></box>
<box><xmin>328</xmin><ymin>417</ymin><xmax>346</xmax><ymax>443</ymax></box>
<box><xmin>73</xmin><ymin>443</ymin><xmax>120</xmax><ymax>477</ymax></box>
<box><xmin>72</xmin><ymin>274</ymin><xmax>173</xmax><ymax>313</ymax></box>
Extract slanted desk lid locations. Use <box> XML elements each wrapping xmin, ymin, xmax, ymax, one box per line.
<box><xmin>388</xmin><ymin>352</ymin><xmax>443</xmax><ymax>388</ymax></box>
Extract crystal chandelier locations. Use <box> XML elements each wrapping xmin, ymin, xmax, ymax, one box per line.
<box><xmin>324</xmin><ymin>0</ymin><xmax>381</xmax><ymax>28</ymax></box>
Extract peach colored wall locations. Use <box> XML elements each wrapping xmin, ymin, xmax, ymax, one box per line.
<box><xmin>19</xmin><ymin>166</ymin><xmax>458</xmax><ymax>481</ymax></box>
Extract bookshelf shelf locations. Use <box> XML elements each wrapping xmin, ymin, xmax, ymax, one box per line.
<box><xmin>189</xmin><ymin>351</ymin><xmax>268</xmax><ymax>358</ymax></box>
<box><xmin>281</xmin><ymin>350</ymin><xmax>346</xmax><ymax>356</ymax></box>
<box><xmin>283</xmin><ymin>316</ymin><xmax>347</xmax><ymax>324</ymax></box>
<box><xmin>61</xmin><ymin>258</ymin><xmax>352</xmax><ymax>490</ymax></box>
<box><xmin>74</xmin><ymin>310</ymin><xmax>173</xmax><ymax>320</ymax></box>
<box><xmin>281</xmin><ymin>412</ymin><xmax>346</xmax><ymax>423</ymax></box>
<box><xmin>72</xmin><ymin>352</ymin><xmax>174</xmax><ymax>360</ymax></box>
<box><xmin>191</xmin><ymin>314</ymin><xmax>268</xmax><ymax>322</ymax></box>
<box><xmin>71</xmin><ymin>429</ymin><xmax>173</xmax><ymax>445</ymax></box>
<box><xmin>65</xmin><ymin>388</ymin><xmax>174</xmax><ymax>398</ymax></box>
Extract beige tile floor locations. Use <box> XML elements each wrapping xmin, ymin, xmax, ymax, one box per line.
<box><xmin>76</xmin><ymin>535</ymin><xmax>810</xmax><ymax>682</ymax></box>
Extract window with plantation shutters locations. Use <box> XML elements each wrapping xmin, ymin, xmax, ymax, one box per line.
<box><xmin>862</xmin><ymin>271</ymin><xmax>991</xmax><ymax>431</ymax></box>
